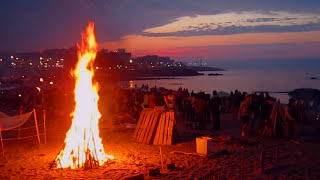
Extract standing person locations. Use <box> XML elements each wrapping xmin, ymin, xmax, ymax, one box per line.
<box><xmin>149</xmin><ymin>92</ymin><xmax>157</xmax><ymax>108</ymax></box>
<box><xmin>234</xmin><ymin>90</ymin><xmax>242</xmax><ymax>115</ymax></box>
<box><xmin>195</xmin><ymin>93</ymin><xmax>206</xmax><ymax>130</ymax></box>
<box><xmin>143</xmin><ymin>92</ymin><xmax>149</xmax><ymax>108</ymax></box>
<box><xmin>296</xmin><ymin>100</ymin><xmax>308</xmax><ymax>127</ymax></box>
<box><xmin>250</xmin><ymin>93</ymin><xmax>261</xmax><ymax>136</ymax></box>
<box><xmin>228</xmin><ymin>91</ymin><xmax>234</xmax><ymax>113</ymax></box>
<box><xmin>211</xmin><ymin>91</ymin><xmax>221</xmax><ymax>130</ymax></box>
<box><xmin>166</xmin><ymin>90</ymin><xmax>176</xmax><ymax>109</ymax></box>
<box><xmin>203</xmin><ymin>94</ymin><xmax>211</xmax><ymax>124</ymax></box>
<box><xmin>191</xmin><ymin>93</ymin><xmax>197</xmax><ymax>123</ymax></box>
<box><xmin>261</xmin><ymin>98</ymin><xmax>273</xmax><ymax>136</ymax></box>
<box><xmin>238</xmin><ymin>96</ymin><xmax>252</xmax><ymax>136</ymax></box>
<box><xmin>284</xmin><ymin>98</ymin><xmax>298</xmax><ymax>141</ymax></box>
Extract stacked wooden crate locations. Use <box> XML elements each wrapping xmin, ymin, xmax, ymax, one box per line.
<box><xmin>133</xmin><ymin>108</ymin><xmax>160</xmax><ymax>144</ymax></box>
<box><xmin>153</xmin><ymin>110</ymin><xmax>175</xmax><ymax>145</ymax></box>
<box><xmin>133</xmin><ymin>108</ymin><xmax>176</xmax><ymax>145</ymax></box>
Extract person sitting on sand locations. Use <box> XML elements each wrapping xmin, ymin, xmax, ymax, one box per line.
<box><xmin>238</xmin><ymin>96</ymin><xmax>252</xmax><ymax>136</ymax></box>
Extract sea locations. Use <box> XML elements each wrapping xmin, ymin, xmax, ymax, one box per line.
<box><xmin>119</xmin><ymin>69</ymin><xmax>320</xmax><ymax>104</ymax></box>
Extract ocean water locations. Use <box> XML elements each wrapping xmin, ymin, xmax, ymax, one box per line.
<box><xmin>120</xmin><ymin>69</ymin><xmax>320</xmax><ymax>103</ymax></box>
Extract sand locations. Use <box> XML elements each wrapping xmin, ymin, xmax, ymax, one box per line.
<box><xmin>1</xmin><ymin>112</ymin><xmax>320</xmax><ymax>179</ymax></box>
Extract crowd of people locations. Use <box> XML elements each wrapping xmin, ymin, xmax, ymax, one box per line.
<box><xmin>0</xmin><ymin>83</ymin><xmax>308</xmax><ymax>141</ymax></box>
<box><xmin>99</xmin><ymin>85</ymin><xmax>307</xmax><ymax>141</ymax></box>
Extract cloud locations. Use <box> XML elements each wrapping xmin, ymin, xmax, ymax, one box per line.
<box><xmin>246</xmin><ymin>18</ymin><xmax>278</xmax><ymax>23</ymax></box>
<box><xmin>1</xmin><ymin>0</ymin><xmax>320</xmax><ymax>52</ymax></box>
<box><xmin>133</xmin><ymin>42</ymin><xmax>320</xmax><ymax>61</ymax></box>
<box><xmin>143</xmin><ymin>11</ymin><xmax>320</xmax><ymax>36</ymax></box>
<box><xmin>100</xmin><ymin>31</ymin><xmax>320</xmax><ymax>53</ymax></box>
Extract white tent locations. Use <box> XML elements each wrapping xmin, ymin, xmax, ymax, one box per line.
<box><xmin>0</xmin><ymin>109</ymin><xmax>46</xmax><ymax>156</ymax></box>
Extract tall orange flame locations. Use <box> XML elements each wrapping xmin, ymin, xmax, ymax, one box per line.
<box><xmin>54</xmin><ymin>22</ymin><xmax>113</xmax><ymax>169</ymax></box>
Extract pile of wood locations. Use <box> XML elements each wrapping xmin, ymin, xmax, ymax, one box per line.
<box><xmin>133</xmin><ymin>108</ymin><xmax>177</xmax><ymax>145</ymax></box>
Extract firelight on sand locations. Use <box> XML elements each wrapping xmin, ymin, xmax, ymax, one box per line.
<box><xmin>54</xmin><ymin>22</ymin><xmax>114</xmax><ymax>169</ymax></box>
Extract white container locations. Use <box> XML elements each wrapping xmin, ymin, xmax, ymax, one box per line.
<box><xmin>196</xmin><ymin>136</ymin><xmax>213</xmax><ymax>155</ymax></box>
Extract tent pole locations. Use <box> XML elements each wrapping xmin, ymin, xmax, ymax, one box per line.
<box><xmin>43</xmin><ymin>109</ymin><xmax>47</xmax><ymax>144</ymax></box>
<box><xmin>0</xmin><ymin>129</ymin><xmax>4</xmax><ymax>157</ymax></box>
<box><xmin>33</xmin><ymin>108</ymin><xmax>41</xmax><ymax>144</ymax></box>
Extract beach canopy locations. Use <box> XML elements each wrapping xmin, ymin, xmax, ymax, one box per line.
<box><xmin>0</xmin><ymin>109</ymin><xmax>46</xmax><ymax>157</ymax></box>
<box><xmin>0</xmin><ymin>111</ymin><xmax>33</xmax><ymax>131</ymax></box>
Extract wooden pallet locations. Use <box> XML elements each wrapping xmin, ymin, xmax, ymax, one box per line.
<box><xmin>133</xmin><ymin>108</ymin><xmax>151</xmax><ymax>140</ymax></box>
<box><xmin>153</xmin><ymin>110</ymin><xmax>175</xmax><ymax>145</ymax></box>
<box><xmin>133</xmin><ymin>108</ymin><xmax>176</xmax><ymax>145</ymax></box>
<box><xmin>133</xmin><ymin>108</ymin><xmax>160</xmax><ymax>144</ymax></box>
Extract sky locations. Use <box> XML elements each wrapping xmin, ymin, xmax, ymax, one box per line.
<box><xmin>1</xmin><ymin>0</ymin><xmax>320</xmax><ymax>62</ymax></box>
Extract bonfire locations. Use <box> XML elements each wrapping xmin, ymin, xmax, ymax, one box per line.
<box><xmin>53</xmin><ymin>22</ymin><xmax>113</xmax><ymax>169</ymax></box>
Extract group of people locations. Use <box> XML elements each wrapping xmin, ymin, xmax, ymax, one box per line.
<box><xmin>0</xmin><ymin>83</ymin><xmax>308</xmax><ymax>141</ymax></box>
<box><xmin>238</xmin><ymin>93</ymin><xmax>307</xmax><ymax>140</ymax></box>
<box><xmin>139</xmin><ymin>87</ymin><xmax>308</xmax><ymax>141</ymax></box>
<box><xmin>238</xmin><ymin>92</ymin><xmax>274</xmax><ymax>136</ymax></box>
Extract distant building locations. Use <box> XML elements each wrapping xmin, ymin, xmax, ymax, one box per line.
<box><xmin>134</xmin><ymin>55</ymin><xmax>174</xmax><ymax>69</ymax></box>
<box><xmin>95</xmin><ymin>50</ymin><xmax>131</xmax><ymax>70</ymax></box>
<box><xmin>117</xmin><ymin>48</ymin><xmax>126</xmax><ymax>53</ymax></box>
<box><xmin>186</xmin><ymin>61</ymin><xmax>207</xmax><ymax>67</ymax></box>
<box><xmin>0</xmin><ymin>48</ymin><xmax>77</xmax><ymax>70</ymax></box>
<box><xmin>100</xmin><ymin>49</ymin><xmax>108</xmax><ymax>53</ymax></box>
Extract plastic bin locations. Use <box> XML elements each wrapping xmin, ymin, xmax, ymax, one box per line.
<box><xmin>196</xmin><ymin>136</ymin><xmax>213</xmax><ymax>155</ymax></box>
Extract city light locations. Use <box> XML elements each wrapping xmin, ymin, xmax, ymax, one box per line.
<box><xmin>129</xmin><ymin>80</ymin><xmax>134</xmax><ymax>88</ymax></box>
<box><xmin>40</xmin><ymin>78</ymin><xmax>44</xmax><ymax>82</ymax></box>
<box><xmin>129</xmin><ymin>59</ymin><xmax>133</xmax><ymax>63</ymax></box>
<box><xmin>50</xmin><ymin>81</ymin><xmax>54</xmax><ymax>85</ymax></box>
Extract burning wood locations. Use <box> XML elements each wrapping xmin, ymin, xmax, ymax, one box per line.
<box><xmin>52</xmin><ymin>22</ymin><xmax>114</xmax><ymax>169</ymax></box>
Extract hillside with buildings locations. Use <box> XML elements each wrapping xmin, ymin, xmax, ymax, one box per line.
<box><xmin>0</xmin><ymin>48</ymin><xmax>227</xmax><ymax>81</ymax></box>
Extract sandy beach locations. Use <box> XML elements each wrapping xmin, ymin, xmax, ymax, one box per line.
<box><xmin>1</xmin><ymin>111</ymin><xmax>320</xmax><ymax>180</ymax></box>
